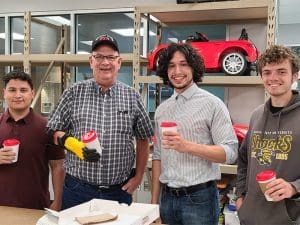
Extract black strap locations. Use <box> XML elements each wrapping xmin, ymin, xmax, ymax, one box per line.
<box><xmin>57</xmin><ymin>133</ymin><xmax>68</xmax><ymax>147</ymax></box>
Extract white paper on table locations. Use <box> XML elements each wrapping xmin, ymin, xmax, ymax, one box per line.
<box><xmin>36</xmin><ymin>199</ymin><xmax>159</xmax><ymax>225</ymax></box>
<box><xmin>36</xmin><ymin>214</ymin><xmax>58</xmax><ymax>225</ymax></box>
<box><xmin>58</xmin><ymin>200</ymin><xmax>139</xmax><ymax>225</ymax></box>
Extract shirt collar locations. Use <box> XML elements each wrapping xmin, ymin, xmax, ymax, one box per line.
<box><xmin>173</xmin><ymin>83</ymin><xmax>198</xmax><ymax>100</ymax></box>
<box><xmin>92</xmin><ymin>79</ymin><xmax>118</xmax><ymax>96</ymax></box>
<box><xmin>3</xmin><ymin>108</ymin><xmax>33</xmax><ymax>124</ymax></box>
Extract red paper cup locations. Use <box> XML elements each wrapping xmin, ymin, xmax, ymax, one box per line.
<box><xmin>82</xmin><ymin>130</ymin><xmax>102</xmax><ymax>154</ymax></box>
<box><xmin>3</xmin><ymin>139</ymin><xmax>20</xmax><ymax>163</ymax></box>
<box><xmin>256</xmin><ymin>170</ymin><xmax>277</xmax><ymax>201</ymax></box>
<box><xmin>160</xmin><ymin>121</ymin><xmax>177</xmax><ymax>133</ymax></box>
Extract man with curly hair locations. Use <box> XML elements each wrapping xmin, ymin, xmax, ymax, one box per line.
<box><xmin>236</xmin><ymin>45</ymin><xmax>300</xmax><ymax>225</ymax></box>
<box><xmin>151</xmin><ymin>43</ymin><xmax>238</xmax><ymax>225</ymax></box>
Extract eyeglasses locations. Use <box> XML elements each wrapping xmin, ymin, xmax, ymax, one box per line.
<box><xmin>91</xmin><ymin>54</ymin><xmax>119</xmax><ymax>62</ymax></box>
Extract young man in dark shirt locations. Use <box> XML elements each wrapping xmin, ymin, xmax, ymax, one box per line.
<box><xmin>0</xmin><ymin>70</ymin><xmax>65</xmax><ymax>210</ymax></box>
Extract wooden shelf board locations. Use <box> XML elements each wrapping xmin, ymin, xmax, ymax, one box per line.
<box><xmin>220</xmin><ymin>164</ymin><xmax>237</xmax><ymax>174</ymax></box>
<box><xmin>137</xmin><ymin>75</ymin><xmax>262</xmax><ymax>86</ymax></box>
<box><xmin>0</xmin><ymin>53</ymin><xmax>147</xmax><ymax>66</ymax></box>
<box><xmin>202</xmin><ymin>75</ymin><xmax>262</xmax><ymax>85</ymax></box>
<box><xmin>147</xmin><ymin>159</ymin><xmax>237</xmax><ymax>174</ymax></box>
<box><xmin>137</xmin><ymin>0</ymin><xmax>269</xmax><ymax>25</ymax></box>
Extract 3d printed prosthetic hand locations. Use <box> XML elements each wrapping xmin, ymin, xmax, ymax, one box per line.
<box><xmin>58</xmin><ymin>134</ymin><xmax>100</xmax><ymax>162</ymax></box>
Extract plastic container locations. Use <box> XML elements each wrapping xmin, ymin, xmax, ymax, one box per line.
<box><xmin>227</xmin><ymin>187</ymin><xmax>237</xmax><ymax>211</ymax></box>
<box><xmin>223</xmin><ymin>205</ymin><xmax>240</xmax><ymax>225</ymax></box>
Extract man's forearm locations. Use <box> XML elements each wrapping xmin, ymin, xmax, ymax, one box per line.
<box><xmin>50</xmin><ymin>160</ymin><xmax>65</xmax><ymax>210</ymax></box>
<box><xmin>151</xmin><ymin>160</ymin><xmax>161</xmax><ymax>204</ymax></box>
<box><xmin>135</xmin><ymin>139</ymin><xmax>150</xmax><ymax>180</ymax></box>
<box><xmin>53</xmin><ymin>131</ymin><xmax>66</xmax><ymax>145</ymax></box>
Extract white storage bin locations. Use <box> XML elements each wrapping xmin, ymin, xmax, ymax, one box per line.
<box><xmin>223</xmin><ymin>205</ymin><xmax>240</xmax><ymax>225</ymax></box>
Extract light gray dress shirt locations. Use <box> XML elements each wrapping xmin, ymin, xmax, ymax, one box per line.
<box><xmin>152</xmin><ymin>83</ymin><xmax>238</xmax><ymax>188</ymax></box>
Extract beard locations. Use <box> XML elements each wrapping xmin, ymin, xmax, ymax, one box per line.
<box><xmin>171</xmin><ymin>77</ymin><xmax>194</xmax><ymax>91</ymax></box>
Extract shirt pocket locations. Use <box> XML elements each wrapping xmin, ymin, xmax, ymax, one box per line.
<box><xmin>113</xmin><ymin>107</ymin><xmax>133</xmax><ymax>135</ymax></box>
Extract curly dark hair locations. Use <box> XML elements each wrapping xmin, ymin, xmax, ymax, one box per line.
<box><xmin>257</xmin><ymin>45</ymin><xmax>300</xmax><ymax>75</ymax></box>
<box><xmin>156</xmin><ymin>43</ymin><xmax>205</xmax><ymax>87</ymax></box>
<box><xmin>2</xmin><ymin>70</ymin><xmax>33</xmax><ymax>89</ymax></box>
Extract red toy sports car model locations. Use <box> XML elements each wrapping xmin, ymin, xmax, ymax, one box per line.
<box><xmin>233</xmin><ymin>123</ymin><xmax>248</xmax><ymax>146</ymax></box>
<box><xmin>148</xmin><ymin>30</ymin><xmax>259</xmax><ymax>76</ymax></box>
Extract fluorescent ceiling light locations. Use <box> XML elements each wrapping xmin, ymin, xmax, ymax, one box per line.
<box><xmin>80</xmin><ymin>40</ymin><xmax>92</xmax><ymax>46</ymax></box>
<box><xmin>81</xmin><ymin>27</ymin><xmax>156</xmax><ymax>48</ymax></box>
<box><xmin>124</xmin><ymin>13</ymin><xmax>159</xmax><ymax>23</ymax></box>
<box><xmin>124</xmin><ymin>13</ymin><xmax>134</xmax><ymax>20</ymax></box>
<box><xmin>77</xmin><ymin>50</ymin><xmax>90</xmax><ymax>54</ymax></box>
<box><xmin>150</xmin><ymin>15</ymin><xmax>159</xmax><ymax>23</ymax></box>
<box><xmin>47</xmin><ymin>16</ymin><xmax>70</xmax><ymax>25</ymax></box>
<box><xmin>168</xmin><ymin>38</ymin><xmax>178</xmax><ymax>43</ymax></box>
<box><xmin>111</xmin><ymin>28</ymin><xmax>156</xmax><ymax>37</ymax></box>
<box><xmin>36</xmin><ymin>16</ymin><xmax>70</xmax><ymax>26</ymax></box>
<box><xmin>12</xmin><ymin>33</ymin><xmax>26</xmax><ymax>40</ymax></box>
<box><xmin>0</xmin><ymin>32</ymin><xmax>34</xmax><ymax>40</ymax></box>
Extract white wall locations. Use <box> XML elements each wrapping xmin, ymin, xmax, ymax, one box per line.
<box><xmin>224</xmin><ymin>23</ymin><xmax>267</xmax><ymax>125</ymax></box>
<box><xmin>226</xmin><ymin>86</ymin><xmax>265</xmax><ymax>124</ymax></box>
<box><xmin>278</xmin><ymin>0</ymin><xmax>300</xmax><ymax>24</ymax></box>
<box><xmin>277</xmin><ymin>24</ymin><xmax>300</xmax><ymax>46</ymax></box>
<box><xmin>228</xmin><ymin>23</ymin><xmax>267</xmax><ymax>52</ymax></box>
<box><xmin>277</xmin><ymin>0</ymin><xmax>300</xmax><ymax>46</ymax></box>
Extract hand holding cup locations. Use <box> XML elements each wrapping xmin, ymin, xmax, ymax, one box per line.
<box><xmin>256</xmin><ymin>170</ymin><xmax>277</xmax><ymax>201</ymax></box>
<box><xmin>160</xmin><ymin>122</ymin><xmax>177</xmax><ymax>134</ymax></box>
<box><xmin>160</xmin><ymin>122</ymin><xmax>189</xmax><ymax>153</ymax></box>
<box><xmin>160</xmin><ymin>122</ymin><xmax>177</xmax><ymax>149</ymax></box>
<box><xmin>2</xmin><ymin>139</ymin><xmax>20</xmax><ymax>163</ymax></box>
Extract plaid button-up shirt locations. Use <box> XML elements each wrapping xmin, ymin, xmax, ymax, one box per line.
<box><xmin>47</xmin><ymin>79</ymin><xmax>153</xmax><ymax>185</ymax></box>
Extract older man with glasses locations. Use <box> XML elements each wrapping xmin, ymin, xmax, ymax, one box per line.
<box><xmin>47</xmin><ymin>34</ymin><xmax>153</xmax><ymax>209</ymax></box>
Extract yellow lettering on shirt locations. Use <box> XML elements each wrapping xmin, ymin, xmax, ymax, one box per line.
<box><xmin>275</xmin><ymin>153</ymin><xmax>288</xmax><ymax>160</ymax></box>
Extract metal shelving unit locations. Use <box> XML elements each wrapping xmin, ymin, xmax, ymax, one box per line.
<box><xmin>138</xmin><ymin>75</ymin><xmax>263</xmax><ymax>86</ymax></box>
<box><xmin>0</xmin><ymin>1</ymin><xmax>276</xmax><ymax>176</ymax></box>
<box><xmin>133</xmin><ymin>0</ymin><xmax>276</xmax><ymax>174</ymax></box>
<box><xmin>133</xmin><ymin>0</ymin><xmax>276</xmax><ymax>91</ymax></box>
<box><xmin>0</xmin><ymin>53</ymin><xmax>147</xmax><ymax>67</ymax></box>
